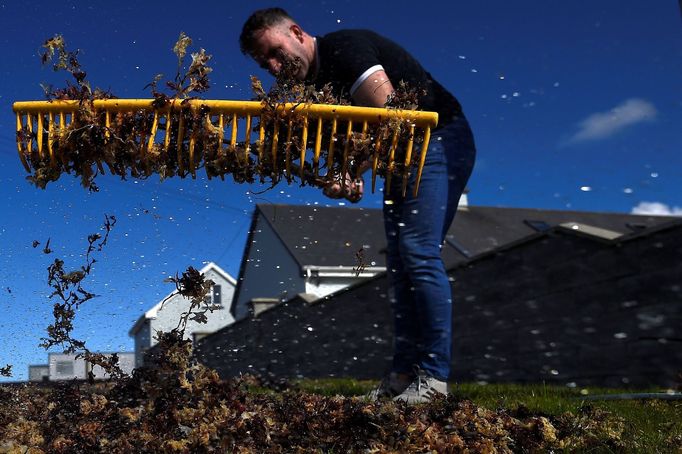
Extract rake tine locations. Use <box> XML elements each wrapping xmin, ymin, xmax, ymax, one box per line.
<box><xmin>300</xmin><ymin>116</ymin><xmax>308</xmax><ymax>182</ymax></box>
<box><xmin>341</xmin><ymin>120</ymin><xmax>353</xmax><ymax>188</ymax></box>
<box><xmin>176</xmin><ymin>114</ymin><xmax>185</xmax><ymax>175</ymax></box>
<box><xmin>285</xmin><ymin>118</ymin><xmax>293</xmax><ymax>183</ymax></box>
<box><xmin>384</xmin><ymin>127</ymin><xmax>400</xmax><ymax>197</ymax></box>
<box><xmin>326</xmin><ymin>117</ymin><xmax>337</xmax><ymax>176</ymax></box>
<box><xmin>216</xmin><ymin>113</ymin><xmax>225</xmax><ymax>180</ymax></box>
<box><xmin>94</xmin><ymin>110</ymin><xmax>105</xmax><ymax>174</ymax></box>
<box><xmin>313</xmin><ymin>117</ymin><xmax>322</xmax><ymax>177</ymax></box>
<box><xmin>356</xmin><ymin>121</ymin><xmax>368</xmax><ymax>179</ymax></box>
<box><xmin>36</xmin><ymin>113</ymin><xmax>44</xmax><ymax>158</ymax></box>
<box><xmin>244</xmin><ymin>114</ymin><xmax>252</xmax><ymax>163</ymax></box>
<box><xmin>59</xmin><ymin>112</ymin><xmax>66</xmax><ymax>139</ymax></box>
<box><xmin>413</xmin><ymin>126</ymin><xmax>431</xmax><ymax>197</ymax></box>
<box><xmin>271</xmin><ymin>117</ymin><xmax>280</xmax><ymax>174</ymax></box>
<box><xmin>59</xmin><ymin>113</ymin><xmax>69</xmax><ymax>167</ymax></box>
<box><xmin>163</xmin><ymin>113</ymin><xmax>171</xmax><ymax>154</ymax></box>
<box><xmin>217</xmin><ymin>114</ymin><xmax>225</xmax><ymax>153</ymax></box>
<box><xmin>147</xmin><ymin>111</ymin><xmax>159</xmax><ymax>152</ymax></box>
<box><xmin>401</xmin><ymin>123</ymin><xmax>416</xmax><ymax>197</ymax></box>
<box><xmin>258</xmin><ymin>118</ymin><xmax>266</xmax><ymax>163</ymax></box>
<box><xmin>26</xmin><ymin>113</ymin><xmax>33</xmax><ymax>155</ymax></box>
<box><xmin>105</xmin><ymin>110</ymin><xmax>111</xmax><ymax>140</ymax></box>
<box><xmin>101</xmin><ymin>112</ymin><xmax>117</xmax><ymax>174</ymax></box>
<box><xmin>16</xmin><ymin>113</ymin><xmax>30</xmax><ymax>172</ymax></box>
<box><xmin>139</xmin><ymin>114</ymin><xmax>150</xmax><ymax>176</ymax></box>
<box><xmin>189</xmin><ymin>133</ymin><xmax>196</xmax><ymax>179</ymax></box>
<box><xmin>371</xmin><ymin>133</ymin><xmax>381</xmax><ymax>193</ymax></box>
<box><xmin>230</xmin><ymin>113</ymin><xmax>237</xmax><ymax>153</ymax></box>
<box><xmin>47</xmin><ymin>112</ymin><xmax>56</xmax><ymax>165</ymax></box>
<box><xmin>202</xmin><ymin>115</ymin><xmax>213</xmax><ymax>180</ymax></box>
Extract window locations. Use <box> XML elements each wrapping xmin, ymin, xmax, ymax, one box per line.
<box><xmin>56</xmin><ymin>361</ymin><xmax>74</xmax><ymax>376</ymax></box>
<box><xmin>213</xmin><ymin>285</ymin><xmax>222</xmax><ymax>306</ymax></box>
<box><xmin>205</xmin><ymin>284</ymin><xmax>223</xmax><ymax>310</ymax></box>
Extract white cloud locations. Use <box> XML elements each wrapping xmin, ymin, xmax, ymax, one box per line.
<box><xmin>568</xmin><ymin>98</ymin><xmax>657</xmax><ymax>143</ymax></box>
<box><xmin>631</xmin><ymin>201</ymin><xmax>682</xmax><ymax>217</ymax></box>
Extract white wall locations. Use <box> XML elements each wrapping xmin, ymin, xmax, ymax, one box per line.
<box><xmin>148</xmin><ymin>269</ymin><xmax>235</xmax><ymax>347</ymax></box>
<box><xmin>234</xmin><ymin>216</ymin><xmax>305</xmax><ymax>319</ymax></box>
<box><xmin>90</xmin><ymin>352</ymin><xmax>135</xmax><ymax>379</ymax></box>
<box><xmin>48</xmin><ymin>353</ymin><xmax>87</xmax><ymax>381</ymax></box>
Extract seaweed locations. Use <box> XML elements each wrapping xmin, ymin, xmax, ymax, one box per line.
<box><xmin>38</xmin><ymin>214</ymin><xmax>125</xmax><ymax>380</ymax></box>
<box><xmin>20</xmin><ymin>34</ymin><xmax>428</xmax><ymax>195</ymax></box>
<box><xmin>0</xmin><ymin>364</ymin><xmax>11</xmax><ymax>378</ymax></box>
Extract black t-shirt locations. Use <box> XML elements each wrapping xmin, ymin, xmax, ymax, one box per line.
<box><xmin>312</xmin><ymin>29</ymin><xmax>463</xmax><ymax>128</ymax></box>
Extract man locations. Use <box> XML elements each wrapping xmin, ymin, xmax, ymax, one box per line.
<box><xmin>240</xmin><ymin>8</ymin><xmax>476</xmax><ymax>404</ymax></box>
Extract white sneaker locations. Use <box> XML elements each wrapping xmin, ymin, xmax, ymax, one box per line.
<box><xmin>364</xmin><ymin>372</ymin><xmax>413</xmax><ymax>401</ymax></box>
<box><xmin>393</xmin><ymin>372</ymin><xmax>447</xmax><ymax>404</ymax></box>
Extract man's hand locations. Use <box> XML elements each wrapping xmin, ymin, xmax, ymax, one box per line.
<box><xmin>323</xmin><ymin>172</ymin><xmax>364</xmax><ymax>203</ymax></box>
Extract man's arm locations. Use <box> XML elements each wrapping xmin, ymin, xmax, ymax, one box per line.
<box><xmin>323</xmin><ymin>70</ymin><xmax>395</xmax><ymax>201</ymax></box>
<box><xmin>352</xmin><ymin>69</ymin><xmax>395</xmax><ymax>108</ymax></box>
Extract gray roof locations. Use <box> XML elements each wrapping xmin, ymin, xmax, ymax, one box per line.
<box><xmin>443</xmin><ymin>206</ymin><xmax>676</xmax><ymax>265</ymax></box>
<box><xmin>254</xmin><ymin>203</ymin><xmax>677</xmax><ymax>269</ymax></box>
<box><xmin>256</xmin><ymin>204</ymin><xmax>387</xmax><ymax>268</ymax></box>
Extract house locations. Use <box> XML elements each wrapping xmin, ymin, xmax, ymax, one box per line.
<box><xmin>29</xmin><ymin>352</ymin><xmax>135</xmax><ymax>381</ymax></box>
<box><xmin>230</xmin><ymin>204</ymin><xmax>387</xmax><ymax>321</ymax></box>
<box><xmin>28</xmin><ymin>364</ymin><xmax>49</xmax><ymax>382</ymax></box>
<box><xmin>195</xmin><ymin>205</ymin><xmax>681</xmax><ymax>388</ymax></box>
<box><xmin>232</xmin><ymin>194</ymin><xmax>470</xmax><ymax>321</ymax></box>
<box><xmin>129</xmin><ymin>262</ymin><xmax>236</xmax><ymax>367</ymax></box>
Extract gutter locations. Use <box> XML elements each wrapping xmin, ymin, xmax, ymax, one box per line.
<box><xmin>302</xmin><ymin>265</ymin><xmax>386</xmax><ymax>279</ymax></box>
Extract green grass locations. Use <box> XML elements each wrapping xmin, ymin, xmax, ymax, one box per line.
<box><xmin>291</xmin><ymin>378</ymin><xmax>682</xmax><ymax>452</ymax></box>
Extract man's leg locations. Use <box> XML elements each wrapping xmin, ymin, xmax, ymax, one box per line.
<box><xmin>383</xmin><ymin>197</ymin><xmax>421</xmax><ymax>375</ymax></box>
<box><xmin>388</xmin><ymin>117</ymin><xmax>476</xmax><ymax>382</ymax></box>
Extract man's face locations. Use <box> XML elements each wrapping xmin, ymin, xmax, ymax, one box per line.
<box><xmin>250</xmin><ymin>24</ymin><xmax>309</xmax><ymax>80</ymax></box>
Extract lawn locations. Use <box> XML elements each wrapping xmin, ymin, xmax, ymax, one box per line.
<box><xmin>294</xmin><ymin>378</ymin><xmax>682</xmax><ymax>452</ymax></box>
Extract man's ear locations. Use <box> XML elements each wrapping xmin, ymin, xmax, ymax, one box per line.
<box><xmin>290</xmin><ymin>24</ymin><xmax>305</xmax><ymax>43</ymax></box>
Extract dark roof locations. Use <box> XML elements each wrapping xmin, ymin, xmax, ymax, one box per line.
<box><xmin>256</xmin><ymin>204</ymin><xmax>387</xmax><ymax>268</ymax></box>
<box><xmin>254</xmin><ymin>203</ymin><xmax>678</xmax><ymax>269</ymax></box>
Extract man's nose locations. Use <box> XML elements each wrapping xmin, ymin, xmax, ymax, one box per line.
<box><xmin>267</xmin><ymin>58</ymin><xmax>281</xmax><ymax>75</ymax></box>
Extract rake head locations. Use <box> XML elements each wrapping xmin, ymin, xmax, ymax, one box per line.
<box><xmin>13</xmin><ymin>98</ymin><xmax>437</xmax><ymax>195</ymax></box>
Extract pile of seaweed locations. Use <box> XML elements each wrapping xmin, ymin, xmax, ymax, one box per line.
<box><xmin>0</xmin><ymin>350</ymin><xmax>629</xmax><ymax>453</ymax></box>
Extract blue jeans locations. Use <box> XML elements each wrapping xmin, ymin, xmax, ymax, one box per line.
<box><xmin>383</xmin><ymin>116</ymin><xmax>475</xmax><ymax>381</ymax></box>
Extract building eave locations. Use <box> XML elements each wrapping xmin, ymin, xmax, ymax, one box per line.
<box><xmin>129</xmin><ymin>261</ymin><xmax>235</xmax><ymax>337</ymax></box>
<box><xmin>302</xmin><ymin>265</ymin><xmax>386</xmax><ymax>278</ymax></box>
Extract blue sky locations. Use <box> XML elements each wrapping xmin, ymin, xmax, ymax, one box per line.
<box><xmin>1</xmin><ymin>1</ymin><xmax>680</xmax><ymax>381</ymax></box>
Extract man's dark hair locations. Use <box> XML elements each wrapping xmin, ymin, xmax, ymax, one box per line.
<box><xmin>239</xmin><ymin>7</ymin><xmax>294</xmax><ymax>55</ymax></box>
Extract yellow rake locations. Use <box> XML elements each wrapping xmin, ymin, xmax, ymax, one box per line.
<box><xmin>13</xmin><ymin>99</ymin><xmax>438</xmax><ymax>196</ymax></box>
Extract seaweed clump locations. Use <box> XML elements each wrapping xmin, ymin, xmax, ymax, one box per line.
<box><xmin>0</xmin><ymin>364</ymin><xmax>12</xmax><ymax>378</ymax></box>
<box><xmin>18</xmin><ymin>34</ymin><xmax>430</xmax><ymax>195</ymax></box>
<box><xmin>0</xmin><ymin>375</ymin><xmax>634</xmax><ymax>452</ymax></box>
<box><xmin>37</xmin><ymin>214</ymin><xmax>126</xmax><ymax>380</ymax></box>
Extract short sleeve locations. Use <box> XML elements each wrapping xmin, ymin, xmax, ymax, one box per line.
<box><xmin>318</xmin><ymin>31</ymin><xmax>386</xmax><ymax>97</ymax></box>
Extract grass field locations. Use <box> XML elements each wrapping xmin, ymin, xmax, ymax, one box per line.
<box><xmin>293</xmin><ymin>378</ymin><xmax>682</xmax><ymax>452</ymax></box>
